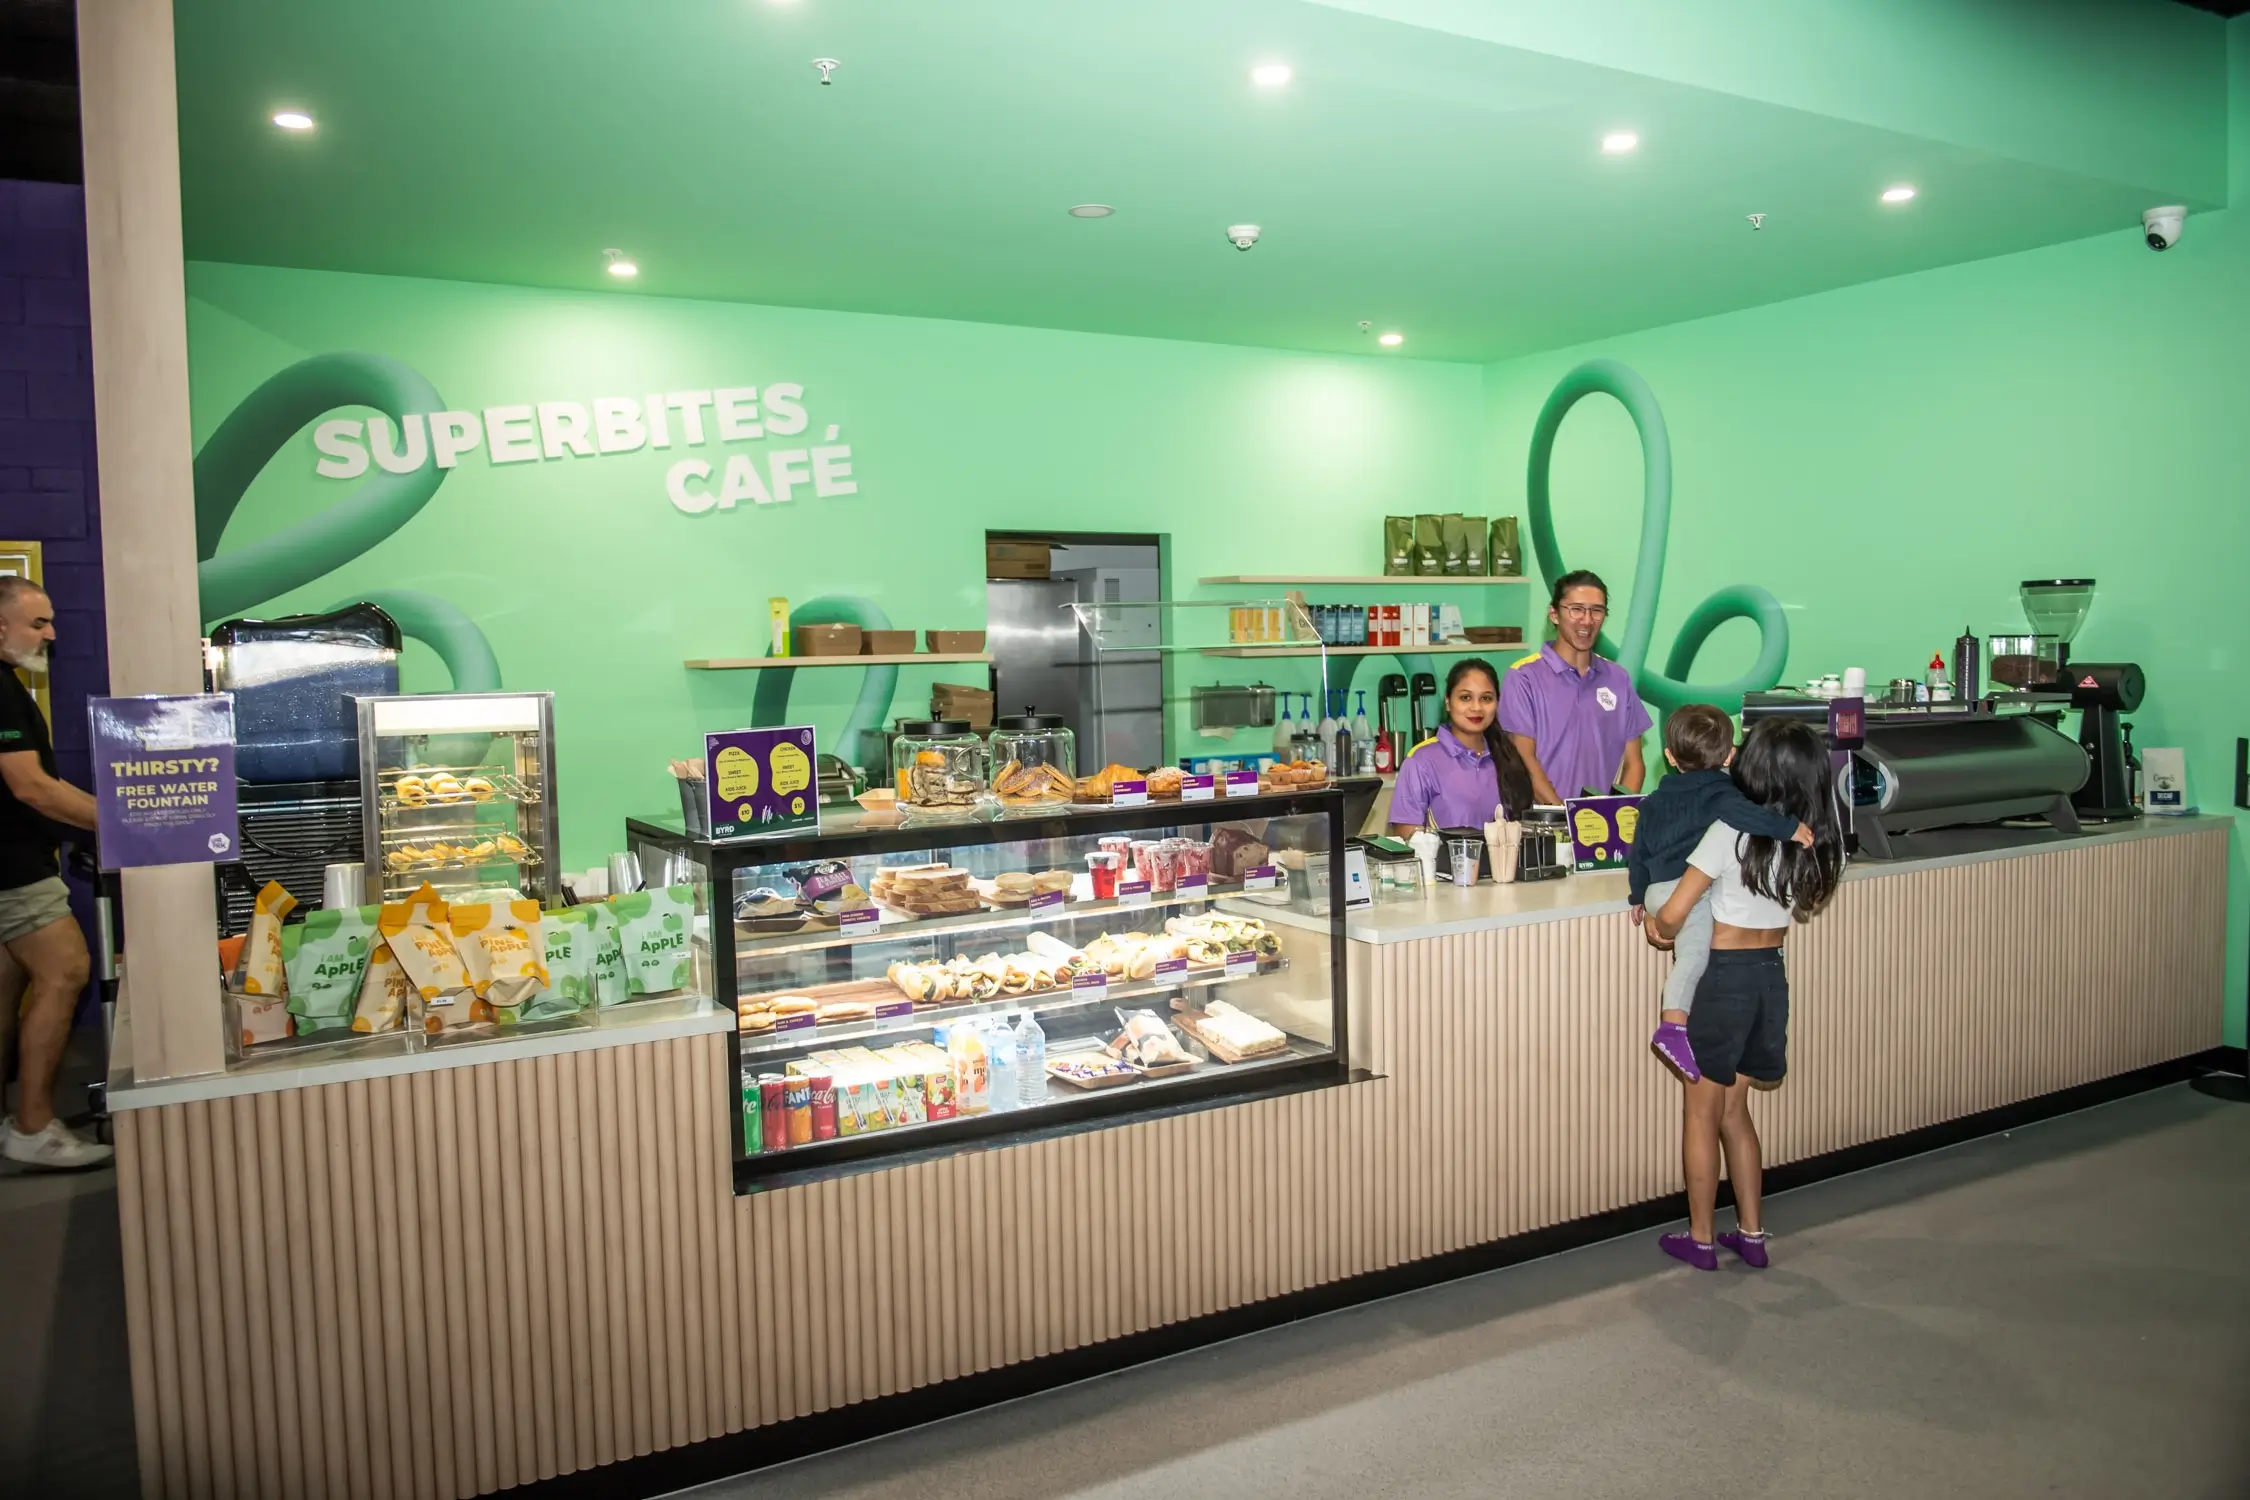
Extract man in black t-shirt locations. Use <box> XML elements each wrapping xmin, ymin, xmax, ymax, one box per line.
<box><xmin>0</xmin><ymin>576</ymin><xmax>109</xmax><ymax>1169</ymax></box>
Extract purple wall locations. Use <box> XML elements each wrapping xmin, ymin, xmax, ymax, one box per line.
<box><xmin>1</xmin><ymin>178</ymin><xmax>108</xmax><ymax>1020</ymax></box>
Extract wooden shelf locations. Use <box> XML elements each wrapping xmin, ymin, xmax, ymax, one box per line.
<box><xmin>685</xmin><ymin>653</ymin><xmax>992</xmax><ymax>671</ymax></box>
<box><xmin>1202</xmin><ymin>642</ymin><xmax>1510</xmax><ymax>659</ymax></box>
<box><xmin>1198</xmin><ymin>575</ymin><xmax>1532</xmax><ymax>588</ymax></box>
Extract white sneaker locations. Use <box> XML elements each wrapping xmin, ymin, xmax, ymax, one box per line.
<box><xmin>1</xmin><ymin>1116</ymin><xmax>115</xmax><ymax>1170</ymax></box>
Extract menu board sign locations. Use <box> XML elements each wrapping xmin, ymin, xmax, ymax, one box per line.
<box><xmin>706</xmin><ymin>725</ymin><xmax>819</xmax><ymax>840</ymax></box>
<box><xmin>1563</xmin><ymin>793</ymin><xmax>1643</xmax><ymax>873</ymax></box>
<box><xmin>88</xmin><ymin>695</ymin><xmax>238</xmax><ymax>869</ymax></box>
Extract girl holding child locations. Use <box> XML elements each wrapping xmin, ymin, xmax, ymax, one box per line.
<box><xmin>1638</xmin><ymin>713</ymin><xmax>1843</xmax><ymax>1271</ymax></box>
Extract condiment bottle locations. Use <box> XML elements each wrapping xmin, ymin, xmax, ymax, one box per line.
<box><xmin>1926</xmin><ymin>652</ymin><xmax>1953</xmax><ymax>704</ymax></box>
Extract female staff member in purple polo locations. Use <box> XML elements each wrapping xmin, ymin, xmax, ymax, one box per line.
<box><xmin>1388</xmin><ymin>657</ymin><xmax>1538</xmax><ymax>836</ymax></box>
<box><xmin>1500</xmin><ymin>569</ymin><xmax>1652</xmax><ymax>804</ymax></box>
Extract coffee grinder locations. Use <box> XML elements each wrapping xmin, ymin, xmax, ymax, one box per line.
<box><xmin>2022</xmin><ymin>579</ymin><xmax>2143</xmax><ymax>821</ymax></box>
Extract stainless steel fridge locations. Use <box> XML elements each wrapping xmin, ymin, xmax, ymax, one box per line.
<box><xmin>986</xmin><ymin>556</ymin><xmax>1162</xmax><ymax>774</ymax></box>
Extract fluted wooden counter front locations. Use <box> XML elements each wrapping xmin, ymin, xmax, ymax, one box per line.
<box><xmin>114</xmin><ymin>821</ymin><xmax>2229</xmax><ymax>1499</ymax></box>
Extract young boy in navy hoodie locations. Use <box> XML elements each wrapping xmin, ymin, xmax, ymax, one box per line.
<box><xmin>1628</xmin><ymin>704</ymin><xmax>1814</xmax><ymax>1081</ymax></box>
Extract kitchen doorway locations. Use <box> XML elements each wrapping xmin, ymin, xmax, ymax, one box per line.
<box><xmin>985</xmin><ymin>532</ymin><xmax>1163</xmax><ymax>774</ymax></box>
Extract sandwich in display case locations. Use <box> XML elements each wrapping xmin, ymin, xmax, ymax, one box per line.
<box><xmin>628</xmin><ymin>788</ymin><xmax>1349</xmax><ymax>1190</ymax></box>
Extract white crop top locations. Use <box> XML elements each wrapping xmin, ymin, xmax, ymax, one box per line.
<box><xmin>1687</xmin><ymin>820</ymin><xmax>1794</xmax><ymax>929</ymax></box>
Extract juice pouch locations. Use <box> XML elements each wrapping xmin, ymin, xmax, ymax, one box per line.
<box><xmin>450</xmin><ymin>899</ymin><xmax>551</xmax><ymax>1022</ymax></box>
<box><xmin>240</xmin><ymin>880</ymin><xmax>298</xmax><ymax>997</ymax></box>
<box><xmin>528</xmin><ymin>906</ymin><xmax>598</xmax><ymax>1020</ymax></box>
<box><xmin>583</xmin><ymin>901</ymin><xmax>631</xmax><ymax>1006</ymax></box>
<box><xmin>378</xmin><ymin>882</ymin><xmax>474</xmax><ymax>1032</ymax></box>
<box><xmin>282</xmin><ymin>904</ymin><xmax>378</xmax><ymax>1033</ymax></box>
<box><xmin>351</xmin><ymin>940</ymin><xmax>414</xmax><ymax>1033</ymax></box>
<box><xmin>610</xmin><ymin>883</ymin><xmax>695</xmax><ymax>996</ymax></box>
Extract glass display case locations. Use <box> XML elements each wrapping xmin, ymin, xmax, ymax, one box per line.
<box><xmin>358</xmin><ymin>692</ymin><xmax>562</xmax><ymax>906</ymax></box>
<box><xmin>628</xmin><ymin>787</ymin><xmax>1348</xmax><ymax>1190</ymax></box>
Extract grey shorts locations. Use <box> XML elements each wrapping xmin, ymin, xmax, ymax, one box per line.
<box><xmin>1645</xmin><ymin>878</ymin><xmax>1714</xmax><ymax>1015</ymax></box>
<box><xmin>1686</xmin><ymin>949</ymin><xmax>1790</xmax><ymax>1087</ymax></box>
<box><xmin>0</xmin><ymin>876</ymin><xmax>74</xmax><ymax>948</ymax></box>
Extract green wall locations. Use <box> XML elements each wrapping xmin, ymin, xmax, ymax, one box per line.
<box><xmin>185</xmin><ymin>263</ymin><xmax>1499</xmax><ymax>871</ymax></box>
<box><xmin>1481</xmin><ymin>197</ymin><xmax>2250</xmax><ymax>1046</ymax></box>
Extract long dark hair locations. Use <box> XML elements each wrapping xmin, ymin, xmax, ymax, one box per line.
<box><xmin>1731</xmin><ymin>718</ymin><xmax>1843</xmax><ymax>919</ymax></box>
<box><xmin>1443</xmin><ymin>657</ymin><xmax>1536</xmax><ymax>819</ymax></box>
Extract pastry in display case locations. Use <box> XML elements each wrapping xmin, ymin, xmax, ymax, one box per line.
<box><xmin>628</xmin><ymin>787</ymin><xmax>1349</xmax><ymax>1189</ymax></box>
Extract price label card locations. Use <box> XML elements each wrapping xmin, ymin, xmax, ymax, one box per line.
<box><xmin>1176</xmin><ymin>873</ymin><xmax>1210</xmax><ymax>899</ymax></box>
<box><xmin>1180</xmin><ymin>774</ymin><xmax>1216</xmax><ymax>802</ymax></box>
<box><xmin>1116</xmin><ymin>877</ymin><xmax>1151</xmax><ymax>907</ymax></box>
<box><xmin>1224</xmin><ymin>950</ymin><xmax>1260</xmax><ymax>978</ymax></box>
<box><xmin>1072</xmin><ymin>971</ymin><xmax>1109</xmax><ymax>1002</ymax></box>
<box><xmin>774</xmin><ymin>1011</ymin><xmax>816</xmax><ymax>1032</ymax></box>
<box><xmin>1242</xmin><ymin>864</ymin><xmax>1279</xmax><ymax>891</ymax></box>
<box><xmin>1153</xmin><ymin>956</ymin><xmax>1188</xmax><ymax>980</ymax></box>
<box><xmin>1028</xmin><ymin>889</ymin><xmax>1067</xmax><ymax>915</ymax></box>
<box><xmin>838</xmin><ymin>907</ymin><xmax>882</xmax><ymax>937</ymax></box>
<box><xmin>1112</xmin><ymin>778</ymin><xmax>1149</xmax><ymax>807</ymax></box>
<box><xmin>1224</xmin><ymin>770</ymin><xmax>1260</xmax><ymax>798</ymax></box>
<box><xmin>874</xmin><ymin>999</ymin><xmax>916</xmax><ymax>1020</ymax></box>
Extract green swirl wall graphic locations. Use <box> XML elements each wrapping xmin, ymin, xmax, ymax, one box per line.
<box><xmin>1526</xmin><ymin>359</ymin><xmax>1788</xmax><ymax>714</ymax></box>
<box><xmin>192</xmin><ymin>352</ymin><xmax>501</xmax><ymax>691</ymax></box>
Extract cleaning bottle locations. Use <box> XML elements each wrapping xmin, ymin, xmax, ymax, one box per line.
<box><xmin>1315</xmin><ymin>691</ymin><xmax>1339</xmax><ymax>772</ymax></box>
<box><xmin>1273</xmin><ymin>692</ymin><xmax>1296</xmax><ymax>762</ymax></box>
<box><xmin>1352</xmin><ymin>692</ymin><xmax>1374</xmax><ymax>771</ymax></box>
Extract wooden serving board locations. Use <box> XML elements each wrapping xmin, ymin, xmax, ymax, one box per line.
<box><xmin>1172</xmin><ymin>1006</ymin><xmax>1291</xmax><ymax>1066</ymax></box>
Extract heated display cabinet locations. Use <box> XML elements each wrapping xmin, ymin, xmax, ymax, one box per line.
<box><xmin>628</xmin><ymin>788</ymin><xmax>1348</xmax><ymax>1191</ymax></box>
<box><xmin>358</xmin><ymin>692</ymin><xmax>562</xmax><ymax>907</ymax></box>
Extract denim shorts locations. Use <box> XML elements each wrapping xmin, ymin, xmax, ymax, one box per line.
<box><xmin>1685</xmin><ymin>948</ymin><xmax>1789</xmax><ymax>1086</ymax></box>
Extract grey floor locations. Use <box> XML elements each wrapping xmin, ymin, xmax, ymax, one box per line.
<box><xmin>6</xmin><ymin>1070</ymin><xmax>2246</xmax><ymax>1500</ymax></box>
<box><xmin>0</xmin><ymin>1025</ymin><xmax>139</xmax><ymax>1500</ymax></box>
<box><xmin>683</xmin><ymin>1082</ymin><xmax>2250</xmax><ymax>1500</ymax></box>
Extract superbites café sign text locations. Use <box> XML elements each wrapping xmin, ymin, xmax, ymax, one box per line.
<box><xmin>306</xmin><ymin>383</ymin><xmax>859</xmax><ymax>517</ymax></box>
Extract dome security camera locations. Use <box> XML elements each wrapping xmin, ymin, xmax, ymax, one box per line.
<box><xmin>2142</xmin><ymin>205</ymin><xmax>2185</xmax><ymax>251</ymax></box>
<box><xmin>1225</xmin><ymin>224</ymin><xmax>1262</xmax><ymax>251</ymax></box>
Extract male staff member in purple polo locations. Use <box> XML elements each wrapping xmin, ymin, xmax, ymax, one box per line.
<box><xmin>1499</xmin><ymin>570</ymin><xmax>1652</xmax><ymax>805</ymax></box>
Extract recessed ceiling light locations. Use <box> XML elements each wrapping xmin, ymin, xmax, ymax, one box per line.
<box><xmin>1601</xmin><ymin>130</ymin><xmax>1638</xmax><ymax>154</ymax></box>
<box><xmin>1882</xmin><ymin>184</ymin><xmax>1917</xmax><ymax>203</ymax></box>
<box><xmin>604</xmin><ymin>249</ymin><xmax>638</xmax><ymax>278</ymax></box>
<box><xmin>1251</xmin><ymin>62</ymin><xmax>1293</xmax><ymax>87</ymax></box>
<box><xmin>1068</xmin><ymin>204</ymin><xmax>1115</xmax><ymax>218</ymax></box>
<box><xmin>1378</xmin><ymin>332</ymin><xmax>1404</xmax><ymax>347</ymax></box>
<box><xmin>272</xmin><ymin>111</ymin><xmax>314</xmax><ymax>131</ymax></box>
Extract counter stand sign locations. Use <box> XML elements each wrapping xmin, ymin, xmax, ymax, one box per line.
<box><xmin>1562</xmin><ymin>793</ymin><xmax>1642</xmax><ymax>873</ymax></box>
<box><xmin>706</xmin><ymin>725</ymin><xmax>820</xmax><ymax>840</ymax></box>
<box><xmin>88</xmin><ymin>695</ymin><xmax>239</xmax><ymax>868</ymax></box>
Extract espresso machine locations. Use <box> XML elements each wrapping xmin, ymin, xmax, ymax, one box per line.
<box><xmin>2021</xmin><ymin>579</ymin><xmax>2143</xmax><ymax>821</ymax></box>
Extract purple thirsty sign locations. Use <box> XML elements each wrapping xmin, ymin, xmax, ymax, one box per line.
<box><xmin>706</xmin><ymin>725</ymin><xmax>820</xmax><ymax>840</ymax></box>
<box><xmin>88</xmin><ymin>695</ymin><xmax>238</xmax><ymax>869</ymax></box>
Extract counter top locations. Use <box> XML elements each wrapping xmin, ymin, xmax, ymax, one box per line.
<box><xmin>105</xmin><ymin>991</ymin><xmax>735</xmax><ymax>1112</ymax></box>
<box><xmin>1264</xmin><ymin>813</ymin><xmax>2231</xmax><ymax>946</ymax></box>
